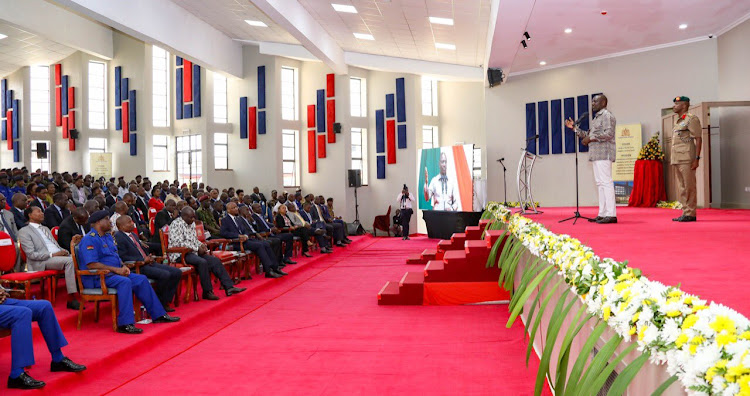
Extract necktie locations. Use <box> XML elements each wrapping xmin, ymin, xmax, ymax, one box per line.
<box><xmin>1</xmin><ymin>212</ymin><xmax>15</xmax><ymax>240</ymax></box>
<box><xmin>231</xmin><ymin>216</ymin><xmax>242</xmax><ymax>233</ymax></box>
<box><xmin>38</xmin><ymin>198</ymin><xmax>46</xmax><ymax>209</ymax></box>
<box><xmin>130</xmin><ymin>232</ymin><xmax>147</xmax><ymax>260</ymax></box>
<box><xmin>79</xmin><ymin>225</ymin><xmax>85</xmax><ymax>234</ymax></box>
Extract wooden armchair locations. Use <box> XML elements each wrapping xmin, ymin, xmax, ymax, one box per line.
<box><xmin>196</xmin><ymin>221</ymin><xmax>253</xmax><ymax>280</ymax></box>
<box><xmin>372</xmin><ymin>205</ymin><xmax>392</xmax><ymax>237</ymax></box>
<box><xmin>70</xmin><ymin>235</ymin><xmax>118</xmax><ymax>331</ymax></box>
<box><xmin>158</xmin><ymin>226</ymin><xmax>197</xmax><ymax>304</ymax></box>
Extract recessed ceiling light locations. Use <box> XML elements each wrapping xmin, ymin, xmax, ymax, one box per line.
<box><xmin>435</xmin><ymin>43</ymin><xmax>456</xmax><ymax>50</ymax></box>
<box><xmin>564</xmin><ymin>28</ymin><xmax>573</xmax><ymax>34</ymax></box>
<box><xmin>0</xmin><ymin>33</ymin><xmax>7</xmax><ymax>40</ymax></box>
<box><xmin>429</xmin><ymin>17</ymin><xmax>454</xmax><ymax>26</ymax></box>
<box><xmin>539</xmin><ymin>61</ymin><xmax>547</xmax><ymax>66</ymax></box>
<box><xmin>679</xmin><ymin>23</ymin><xmax>688</xmax><ymax>29</ymax></box>
<box><xmin>332</xmin><ymin>4</ymin><xmax>358</xmax><ymax>13</ymax></box>
<box><xmin>353</xmin><ymin>33</ymin><xmax>374</xmax><ymax>40</ymax></box>
<box><xmin>245</xmin><ymin>20</ymin><xmax>268</xmax><ymax>27</ymax></box>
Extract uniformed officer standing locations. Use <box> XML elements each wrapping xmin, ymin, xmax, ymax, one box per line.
<box><xmin>77</xmin><ymin>210</ymin><xmax>180</xmax><ymax>334</ymax></box>
<box><xmin>670</xmin><ymin>96</ymin><xmax>702</xmax><ymax>222</ymax></box>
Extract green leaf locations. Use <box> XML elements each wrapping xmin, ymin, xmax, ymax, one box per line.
<box><xmin>580</xmin><ymin>341</ymin><xmax>638</xmax><ymax>396</ymax></box>
<box><xmin>563</xmin><ymin>320</ymin><xmax>608</xmax><ymax>396</ymax></box>
<box><xmin>509</xmin><ymin>258</ymin><xmax>544</xmax><ymax>313</ymax></box>
<box><xmin>526</xmin><ymin>277</ymin><xmax>565</xmax><ymax>365</ymax></box>
<box><xmin>485</xmin><ymin>230</ymin><xmax>507</xmax><ymax>269</ymax></box>
<box><xmin>554</xmin><ymin>306</ymin><xmax>594</xmax><ymax>396</ymax></box>
<box><xmin>534</xmin><ymin>291</ymin><xmax>577</xmax><ymax>396</ymax></box>
<box><xmin>523</xmin><ymin>269</ymin><xmax>558</xmax><ymax>338</ymax></box>
<box><xmin>503</xmin><ymin>241</ymin><xmax>528</xmax><ymax>291</ymax></box>
<box><xmin>651</xmin><ymin>375</ymin><xmax>678</xmax><ymax>396</ymax></box>
<box><xmin>576</xmin><ymin>335</ymin><xmax>624</xmax><ymax>394</ymax></box>
<box><xmin>506</xmin><ymin>266</ymin><xmax>555</xmax><ymax>328</ymax></box>
<box><xmin>606</xmin><ymin>352</ymin><xmax>650</xmax><ymax>396</ymax></box>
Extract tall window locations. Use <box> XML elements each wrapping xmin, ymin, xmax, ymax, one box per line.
<box><xmin>350</xmin><ymin>77</ymin><xmax>367</xmax><ymax>117</ymax></box>
<box><xmin>281</xmin><ymin>66</ymin><xmax>298</xmax><ymax>121</ymax></box>
<box><xmin>213</xmin><ymin>73</ymin><xmax>228</xmax><ymax>124</ymax></box>
<box><xmin>30</xmin><ymin>140</ymin><xmax>51</xmax><ymax>172</ymax></box>
<box><xmin>153</xmin><ymin>135</ymin><xmax>169</xmax><ymax>171</ymax></box>
<box><xmin>422</xmin><ymin>126</ymin><xmax>439</xmax><ymax>149</ymax></box>
<box><xmin>214</xmin><ymin>133</ymin><xmax>228</xmax><ymax>169</ymax></box>
<box><xmin>351</xmin><ymin>128</ymin><xmax>368</xmax><ymax>185</ymax></box>
<box><xmin>88</xmin><ymin>61</ymin><xmax>106</xmax><ymax>129</ymax></box>
<box><xmin>421</xmin><ymin>77</ymin><xmax>438</xmax><ymax>116</ymax></box>
<box><xmin>30</xmin><ymin>65</ymin><xmax>50</xmax><ymax>132</ymax></box>
<box><xmin>472</xmin><ymin>147</ymin><xmax>482</xmax><ymax>178</ymax></box>
<box><xmin>88</xmin><ymin>137</ymin><xmax>107</xmax><ymax>154</ymax></box>
<box><xmin>176</xmin><ymin>135</ymin><xmax>202</xmax><ymax>185</ymax></box>
<box><xmin>152</xmin><ymin>46</ymin><xmax>170</xmax><ymax>127</ymax></box>
<box><xmin>282</xmin><ymin>129</ymin><xmax>299</xmax><ymax>188</ymax></box>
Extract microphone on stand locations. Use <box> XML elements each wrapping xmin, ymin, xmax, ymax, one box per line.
<box><xmin>496</xmin><ymin>157</ymin><xmax>505</xmax><ymax>162</ymax></box>
<box><xmin>526</xmin><ymin>135</ymin><xmax>539</xmax><ymax>141</ymax></box>
<box><xmin>574</xmin><ymin>111</ymin><xmax>589</xmax><ymax>126</ymax></box>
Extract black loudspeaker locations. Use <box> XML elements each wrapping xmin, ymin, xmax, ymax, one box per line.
<box><xmin>36</xmin><ymin>142</ymin><xmax>48</xmax><ymax>159</ymax></box>
<box><xmin>487</xmin><ymin>68</ymin><xmax>504</xmax><ymax>87</ymax></box>
<box><xmin>347</xmin><ymin>169</ymin><xmax>362</xmax><ymax>187</ymax></box>
<box><xmin>69</xmin><ymin>129</ymin><xmax>79</xmax><ymax>139</ymax></box>
<box><xmin>334</xmin><ymin>122</ymin><xmax>342</xmax><ymax>134</ymax></box>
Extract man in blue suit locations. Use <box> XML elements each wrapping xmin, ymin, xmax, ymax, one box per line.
<box><xmin>113</xmin><ymin>215</ymin><xmax>182</xmax><ymax>312</ymax></box>
<box><xmin>247</xmin><ymin>204</ymin><xmax>296</xmax><ymax>265</ymax></box>
<box><xmin>10</xmin><ymin>193</ymin><xmax>27</xmax><ymax>229</ymax></box>
<box><xmin>311</xmin><ymin>196</ymin><xmax>346</xmax><ymax>247</ymax></box>
<box><xmin>1</xmin><ymin>287</ymin><xmax>86</xmax><ymax>389</ymax></box>
<box><xmin>299</xmin><ymin>202</ymin><xmax>333</xmax><ymax>253</ymax></box>
<box><xmin>219</xmin><ymin>203</ymin><xmax>286</xmax><ymax>278</ymax></box>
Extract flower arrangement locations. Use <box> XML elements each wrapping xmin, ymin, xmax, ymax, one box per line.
<box><xmin>484</xmin><ymin>202</ymin><xmax>750</xmax><ymax>395</ymax></box>
<box><xmin>657</xmin><ymin>201</ymin><xmax>684</xmax><ymax>210</ymax></box>
<box><xmin>638</xmin><ymin>134</ymin><xmax>666</xmax><ymax>161</ymax></box>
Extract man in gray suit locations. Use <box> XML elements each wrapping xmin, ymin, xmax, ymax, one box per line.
<box><xmin>69</xmin><ymin>176</ymin><xmax>87</xmax><ymax>206</ymax></box>
<box><xmin>17</xmin><ymin>207</ymin><xmax>80</xmax><ymax>310</ymax></box>
<box><xmin>0</xmin><ymin>193</ymin><xmax>21</xmax><ymax>272</ymax></box>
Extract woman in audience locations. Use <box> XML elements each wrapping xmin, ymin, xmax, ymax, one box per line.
<box><xmin>149</xmin><ymin>186</ymin><xmax>164</xmax><ymax>211</ymax></box>
<box><xmin>274</xmin><ymin>204</ymin><xmax>296</xmax><ymax>233</ymax></box>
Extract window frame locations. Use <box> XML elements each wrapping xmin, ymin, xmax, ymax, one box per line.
<box><xmin>152</xmin><ymin>135</ymin><xmax>169</xmax><ymax>172</ymax></box>
<box><xmin>350</xmin><ymin>77</ymin><xmax>367</xmax><ymax>117</ymax></box>
<box><xmin>472</xmin><ymin>147</ymin><xmax>482</xmax><ymax>178</ymax></box>
<box><xmin>421</xmin><ymin>77</ymin><xmax>438</xmax><ymax>116</ymax></box>
<box><xmin>214</xmin><ymin>133</ymin><xmax>229</xmax><ymax>170</ymax></box>
<box><xmin>175</xmin><ymin>135</ymin><xmax>202</xmax><ymax>185</ymax></box>
<box><xmin>88</xmin><ymin>61</ymin><xmax>107</xmax><ymax>130</ymax></box>
<box><xmin>350</xmin><ymin>127</ymin><xmax>368</xmax><ymax>186</ymax></box>
<box><xmin>30</xmin><ymin>140</ymin><xmax>51</xmax><ymax>172</ymax></box>
<box><xmin>213</xmin><ymin>73</ymin><xmax>228</xmax><ymax>124</ymax></box>
<box><xmin>281</xmin><ymin>129</ymin><xmax>300</xmax><ymax>188</ymax></box>
<box><xmin>88</xmin><ymin>137</ymin><xmax>108</xmax><ymax>155</ymax></box>
<box><xmin>280</xmin><ymin>66</ymin><xmax>298</xmax><ymax>121</ymax></box>
<box><xmin>422</xmin><ymin>125</ymin><xmax>439</xmax><ymax>149</ymax></box>
<box><xmin>152</xmin><ymin>46</ymin><xmax>170</xmax><ymax>127</ymax></box>
<box><xmin>29</xmin><ymin>65</ymin><xmax>50</xmax><ymax>132</ymax></box>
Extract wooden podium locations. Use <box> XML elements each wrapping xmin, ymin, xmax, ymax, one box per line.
<box><xmin>661</xmin><ymin>101</ymin><xmax>750</xmax><ymax>208</ymax></box>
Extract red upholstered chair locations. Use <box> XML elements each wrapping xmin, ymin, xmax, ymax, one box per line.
<box><xmin>0</xmin><ymin>231</ymin><xmax>56</xmax><ymax>301</ymax></box>
<box><xmin>158</xmin><ymin>226</ymin><xmax>196</xmax><ymax>304</ymax></box>
<box><xmin>148</xmin><ymin>207</ymin><xmax>157</xmax><ymax>220</ymax></box>
<box><xmin>372</xmin><ymin>205</ymin><xmax>392</xmax><ymax>237</ymax></box>
<box><xmin>194</xmin><ymin>221</ymin><xmax>251</xmax><ymax>280</ymax></box>
<box><xmin>51</xmin><ymin>226</ymin><xmax>59</xmax><ymax>241</ymax></box>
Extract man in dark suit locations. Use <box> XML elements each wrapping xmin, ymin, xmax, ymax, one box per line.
<box><xmin>219</xmin><ymin>203</ymin><xmax>285</xmax><ymax>278</ymax></box>
<box><xmin>27</xmin><ymin>185</ymin><xmax>47</xmax><ymax>210</ymax></box>
<box><xmin>43</xmin><ymin>193</ymin><xmax>70</xmax><ymax>229</ymax></box>
<box><xmin>314</xmin><ymin>196</ymin><xmax>347</xmax><ymax>246</ymax></box>
<box><xmin>105</xmin><ymin>186</ymin><xmax>118</xmax><ymax>207</ymax></box>
<box><xmin>134</xmin><ymin>187</ymin><xmax>149</xmax><ymax>217</ymax></box>
<box><xmin>57</xmin><ymin>208</ymin><xmax>90</xmax><ymax>253</ymax></box>
<box><xmin>114</xmin><ymin>215</ymin><xmax>182</xmax><ymax>312</ymax></box>
<box><xmin>11</xmin><ymin>193</ymin><xmax>28</xmax><ymax>229</ymax></box>
<box><xmin>151</xmin><ymin>199</ymin><xmax>177</xmax><ymax>244</ymax></box>
<box><xmin>300</xmin><ymin>202</ymin><xmax>332</xmax><ymax>253</ymax></box>
<box><xmin>248</xmin><ymin>204</ymin><xmax>295</xmax><ymax>265</ymax></box>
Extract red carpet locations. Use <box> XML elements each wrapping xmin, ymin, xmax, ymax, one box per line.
<box><xmin>2</xmin><ymin>235</ymin><xmax>547</xmax><ymax>395</ymax></box>
<box><xmin>531</xmin><ymin>206</ymin><xmax>750</xmax><ymax>317</ymax></box>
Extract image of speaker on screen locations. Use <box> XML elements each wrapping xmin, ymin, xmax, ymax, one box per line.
<box><xmin>419</xmin><ymin>145</ymin><xmax>474</xmax><ymax>212</ymax></box>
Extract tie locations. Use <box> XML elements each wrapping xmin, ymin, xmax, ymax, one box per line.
<box><xmin>258</xmin><ymin>215</ymin><xmax>270</xmax><ymax>229</ymax></box>
<box><xmin>79</xmin><ymin>225</ymin><xmax>85</xmax><ymax>234</ymax></box>
<box><xmin>1</xmin><ymin>212</ymin><xmax>15</xmax><ymax>241</ymax></box>
<box><xmin>38</xmin><ymin>198</ymin><xmax>46</xmax><ymax>209</ymax></box>
<box><xmin>130</xmin><ymin>232</ymin><xmax>147</xmax><ymax>260</ymax></box>
<box><xmin>231</xmin><ymin>216</ymin><xmax>242</xmax><ymax>234</ymax></box>
<box><xmin>56</xmin><ymin>205</ymin><xmax>63</xmax><ymax>220</ymax></box>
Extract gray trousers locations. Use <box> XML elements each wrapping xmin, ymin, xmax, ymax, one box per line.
<box><xmin>29</xmin><ymin>256</ymin><xmax>78</xmax><ymax>294</ymax></box>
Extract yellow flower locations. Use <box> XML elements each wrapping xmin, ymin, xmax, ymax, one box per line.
<box><xmin>689</xmin><ymin>335</ymin><xmax>705</xmax><ymax>354</ymax></box>
<box><xmin>628</xmin><ymin>326</ymin><xmax>636</xmax><ymax>336</ymax></box>
<box><xmin>603</xmin><ymin>306</ymin><xmax>611</xmax><ymax>321</ymax></box>
<box><xmin>740</xmin><ymin>331</ymin><xmax>750</xmax><ymax>341</ymax></box>
<box><xmin>614</xmin><ymin>282</ymin><xmax>629</xmax><ymax>293</ymax></box>
<box><xmin>667</xmin><ymin>310</ymin><xmax>682</xmax><ymax>318</ymax></box>
<box><xmin>682</xmin><ymin>314</ymin><xmax>698</xmax><ymax>330</ymax></box>
<box><xmin>638</xmin><ymin>326</ymin><xmax>646</xmax><ymax>341</ymax></box>
<box><xmin>739</xmin><ymin>374</ymin><xmax>750</xmax><ymax>394</ymax></box>
<box><xmin>675</xmin><ymin>333</ymin><xmax>688</xmax><ymax>348</ymax></box>
<box><xmin>727</xmin><ymin>365</ymin><xmax>749</xmax><ymax>383</ymax></box>
<box><xmin>693</xmin><ymin>304</ymin><xmax>708</xmax><ymax>312</ymax></box>
<box><xmin>710</xmin><ymin>315</ymin><xmax>737</xmax><ymax>334</ymax></box>
<box><xmin>717</xmin><ymin>333</ymin><xmax>738</xmax><ymax>347</ymax></box>
<box><xmin>631</xmin><ymin>311</ymin><xmax>640</xmax><ymax>323</ymax></box>
<box><xmin>683</xmin><ymin>296</ymin><xmax>694</xmax><ymax>305</ymax></box>
<box><xmin>668</xmin><ymin>290</ymin><xmax>683</xmax><ymax>298</ymax></box>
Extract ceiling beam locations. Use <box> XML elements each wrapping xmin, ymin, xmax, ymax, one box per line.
<box><xmin>486</xmin><ymin>0</ymin><xmax>535</xmax><ymax>77</ymax></box>
<box><xmin>250</xmin><ymin>0</ymin><xmax>347</xmax><ymax>75</ymax></box>
<box><xmin>49</xmin><ymin>0</ymin><xmax>243</xmax><ymax>77</ymax></box>
<box><xmin>344</xmin><ymin>52</ymin><xmax>483</xmax><ymax>82</ymax></box>
<box><xmin>0</xmin><ymin>0</ymin><xmax>113</xmax><ymax>59</ymax></box>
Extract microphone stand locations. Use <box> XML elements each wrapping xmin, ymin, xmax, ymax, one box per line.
<box><xmin>498</xmin><ymin>159</ymin><xmax>508</xmax><ymax>206</ymax></box>
<box><xmin>559</xmin><ymin>128</ymin><xmax>593</xmax><ymax>225</ymax></box>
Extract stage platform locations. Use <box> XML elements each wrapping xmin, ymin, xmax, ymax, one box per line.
<box><xmin>528</xmin><ymin>206</ymin><xmax>750</xmax><ymax>317</ymax></box>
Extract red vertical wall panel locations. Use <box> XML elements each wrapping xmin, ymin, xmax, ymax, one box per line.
<box><xmin>183</xmin><ymin>60</ymin><xmax>193</xmax><ymax>102</ymax></box>
<box><xmin>386</xmin><ymin>120</ymin><xmax>396</xmax><ymax>164</ymax></box>
<box><xmin>55</xmin><ymin>87</ymin><xmax>62</xmax><ymax>127</ymax></box>
<box><xmin>122</xmin><ymin>101</ymin><xmax>130</xmax><ymax>142</ymax></box>
<box><xmin>307</xmin><ymin>105</ymin><xmax>316</xmax><ymax>128</ymax></box>
<box><xmin>317</xmin><ymin>134</ymin><xmax>326</xmax><ymax>158</ymax></box>
<box><xmin>69</xmin><ymin>137</ymin><xmax>76</xmax><ymax>151</ymax></box>
<box><xmin>6</xmin><ymin>111</ymin><xmax>12</xmax><ymax>149</ymax></box>
<box><xmin>54</xmin><ymin>64</ymin><xmax>61</xmax><ymax>86</ymax></box>
<box><xmin>68</xmin><ymin>110</ymin><xmax>75</xmax><ymax>129</ymax></box>
<box><xmin>62</xmin><ymin>116</ymin><xmax>69</xmax><ymax>139</ymax></box>
<box><xmin>68</xmin><ymin>87</ymin><xmax>75</xmax><ymax>109</ymax></box>
<box><xmin>307</xmin><ymin>130</ymin><xmax>316</xmax><ymax>173</ymax></box>
<box><xmin>326</xmin><ymin>74</ymin><xmax>335</xmax><ymax>97</ymax></box>
<box><xmin>248</xmin><ymin>106</ymin><xmax>257</xmax><ymax>149</ymax></box>
<box><xmin>326</xmin><ymin>99</ymin><xmax>336</xmax><ymax>143</ymax></box>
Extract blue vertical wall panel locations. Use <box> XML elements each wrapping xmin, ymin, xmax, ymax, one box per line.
<box><xmin>13</xmin><ymin>140</ymin><xmax>19</xmax><ymax>162</ymax></box>
<box><xmin>12</xmin><ymin>99</ymin><xmax>19</xmax><ymax>139</ymax></box>
<box><xmin>193</xmin><ymin>64</ymin><xmax>201</xmax><ymax>117</ymax></box>
<box><xmin>239</xmin><ymin>97</ymin><xmax>248</xmax><ymax>139</ymax></box>
<box><xmin>316</xmin><ymin>89</ymin><xmax>325</xmax><ymax>132</ymax></box>
<box><xmin>377</xmin><ymin>155</ymin><xmax>386</xmax><ymax>179</ymax></box>
<box><xmin>1</xmin><ymin>118</ymin><xmax>5</xmax><ymax>140</ymax></box>
<box><xmin>128</xmin><ymin>90</ymin><xmax>137</xmax><ymax>131</ymax></box>
<box><xmin>61</xmin><ymin>75</ymin><xmax>68</xmax><ymax>115</ymax></box>
<box><xmin>114</xmin><ymin>67</ymin><xmax>122</xmax><ymax>107</ymax></box>
<box><xmin>537</xmin><ymin>101</ymin><xmax>549</xmax><ymax>155</ymax></box>
<box><xmin>395</xmin><ymin>77</ymin><xmax>406</xmax><ymax>123</ymax></box>
<box><xmin>375</xmin><ymin>109</ymin><xmax>385</xmax><ymax>153</ymax></box>
<box><xmin>385</xmin><ymin>94</ymin><xmax>395</xmax><ymax>118</ymax></box>
<box><xmin>183</xmin><ymin>104</ymin><xmax>193</xmax><ymax>119</ymax></box>
<box><xmin>115</xmin><ymin>109</ymin><xmax>122</xmax><ymax>131</ymax></box>
<box><xmin>550</xmin><ymin>99</ymin><xmax>563</xmax><ymax>154</ymax></box>
<box><xmin>577</xmin><ymin>95</ymin><xmax>590</xmax><ymax>152</ymax></box>
<box><xmin>397</xmin><ymin>124</ymin><xmax>407</xmax><ymax>149</ymax></box>
<box><xmin>257</xmin><ymin>65</ymin><xmax>266</xmax><ymax>109</ymax></box>
<box><xmin>525</xmin><ymin>102</ymin><xmax>537</xmax><ymax>154</ymax></box>
<box><xmin>120</xmin><ymin>78</ymin><xmax>128</xmax><ymax>103</ymax></box>
<box><xmin>563</xmin><ymin>97</ymin><xmax>576</xmax><ymax>153</ymax></box>
<box><xmin>1</xmin><ymin>79</ymin><xmax>7</xmax><ymax>113</ymax></box>
<box><xmin>258</xmin><ymin>111</ymin><xmax>266</xmax><ymax>135</ymax></box>
<box><xmin>4</xmin><ymin>86</ymin><xmax>11</xmax><ymax>113</ymax></box>
<box><xmin>176</xmin><ymin>56</ymin><xmax>183</xmax><ymax>66</ymax></box>
<box><xmin>176</xmin><ymin>68</ymin><xmax>183</xmax><ymax>120</ymax></box>
<box><xmin>129</xmin><ymin>133</ymin><xmax>137</xmax><ymax>156</ymax></box>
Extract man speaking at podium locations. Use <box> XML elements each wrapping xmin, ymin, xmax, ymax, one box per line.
<box><xmin>423</xmin><ymin>152</ymin><xmax>458</xmax><ymax>211</ymax></box>
<box><xmin>565</xmin><ymin>94</ymin><xmax>617</xmax><ymax>224</ymax></box>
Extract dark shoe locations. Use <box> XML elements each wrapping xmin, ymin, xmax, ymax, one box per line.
<box><xmin>314</xmin><ymin>229</ymin><xmax>325</xmax><ymax>236</ymax></box>
<box><xmin>7</xmin><ymin>372</ymin><xmax>45</xmax><ymax>389</ymax></box>
<box><xmin>588</xmin><ymin>216</ymin><xmax>603</xmax><ymax>223</ymax></box>
<box><xmin>405</xmin><ymin>236</ymin><xmax>410</xmax><ymax>240</ymax></box>
<box><xmin>202</xmin><ymin>292</ymin><xmax>220</xmax><ymax>301</ymax></box>
<box><xmin>66</xmin><ymin>300</ymin><xmax>81</xmax><ymax>310</ymax></box>
<box><xmin>596</xmin><ymin>217</ymin><xmax>618</xmax><ymax>224</ymax></box>
<box><xmin>335</xmin><ymin>241</ymin><xmax>345</xmax><ymax>247</ymax></box>
<box><xmin>265</xmin><ymin>271</ymin><xmax>282</xmax><ymax>278</ymax></box>
<box><xmin>283</xmin><ymin>258</ymin><xmax>297</xmax><ymax>265</ymax></box>
<box><xmin>116</xmin><ymin>324</ymin><xmax>143</xmax><ymax>334</ymax></box>
<box><xmin>50</xmin><ymin>357</ymin><xmax>87</xmax><ymax>373</ymax></box>
<box><xmin>233</xmin><ymin>278</ymin><xmax>242</xmax><ymax>285</ymax></box>
<box><xmin>278</xmin><ymin>263</ymin><xmax>286</xmax><ymax>269</ymax></box>
<box><xmin>274</xmin><ymin>269</ymin><xmax>289</xmax><ymax>276</ymax></box>
<box><xmin>344</xmin><ymin>238</ymin><xmax>352</xmax><ymax>243</ymax></box>
<box><xmin>672</xmin><ymin>215</ymin><xmax>684</xmax><ymax>222</ymax></box>
<box><xmin>163</xmin><ymin>306</ymin><xmax>176</xmax><ymax>313</ymax></box>
<box><xmin>225</xmin><ymin>287</ymin><xmax>247</xmax><ymax>296</ymax></box>
<box><xmin>341</xmin><ymin>240</ymin><xmax>350</xmax><ymax>245</ymax></box>
<box><xmin>153</xmin><ymin>314</ymin><xmax>180</xmax><ymax>323</ymax></box>
<box><xmin>302</xmin><ymin>252</ymin><xmax>313</xmax><ymax>258</ymax></box>
<box><xmin>678</xmin><ymin>216</ymin><xmax>696</xmax><ymax>222</ymax></box>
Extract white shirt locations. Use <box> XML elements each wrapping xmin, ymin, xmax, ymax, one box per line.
<box><xmin>110</xmin><ymin>213</ymin><xmax>121</xmax><ymax>232</ymax></box>
<box><xmin>396</xmin><ymin>193</ymin><xmax>415</xmax><ymax>210</ymax></box>
<box><xmin>29</xmin><ymin>222</ymin><xmax>61</xmax><ymax>257</ymax></box>
<box><xmin>424</xmin><ymin>174</ymin><xmax>458</xmax><ymax>211</ymax></box>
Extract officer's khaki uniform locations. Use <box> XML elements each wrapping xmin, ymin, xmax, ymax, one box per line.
<box><xmin>670</xmin><ymin>113</ymin><xmax>701</xmax><ymax>217</ymax></box>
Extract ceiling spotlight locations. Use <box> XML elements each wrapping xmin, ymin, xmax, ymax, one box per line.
<box><xmin>564</xmin><ymin>28</ymin><xmax>573</xmax><ymax>34</ymax></box>
<box><xmin>523</xmin><ymin>31</ymin><xmax>531</xmax><ymax>41</ymax></box>
<box><xmin>435</xmin><ymin>42</ymin><xmax>456</xmax><ymax>50</ymax></box>
<box><xmin>244</xmin><ymin>20</ymin><xmax>268</xmax><ymax>27</ymax></box>
<box><xmin>679</xmin><ymin>23</ymin><xmax>688</xmax><ymax>29</ymax></box>
<box><xmin>539</xmin><ymin>61</ymin><xmax>546</xmax><ymax>66</ymax></box>
<box><xmin>353</xmin><ymin>33</ymin><xmax>374</xmax><ymax>40</ymax></box>
<box><xmin>521</xmin><ymin>40</ymin><xmax>528</xmax><ymax>49</ymax></box>
<box><xmin>429</xmin><ymin>17</ymin><xmax>454</xmax><ymax>26</ymax></box>
<box><xmin>332</xmin><ymin>4</ymin><xmax>358</xmax><ymax>13</ymax></box>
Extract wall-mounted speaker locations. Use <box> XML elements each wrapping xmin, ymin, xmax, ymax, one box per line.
<box><xmin>487</xmin><ymin>68</ymin><xmax>504</xmax><ymax>88</ymax></box>
<box><xmin>36</xmin><ymin>142</ymin><xmax>48</xmax><ymax>159</ymax></box>
<box><xmin>69</xmin><ymin>129</ymin><xmax>79</xmax><ymax>139</ymax></box>
<box><xmin>334</xmin><ymin>122</ymin><xmax>342</xmax><ymax>134</ymax></box>
<box><xmin>347</xmin><ymin>169</ymin><xmax>362</xmax><ymax>188</ymax></box>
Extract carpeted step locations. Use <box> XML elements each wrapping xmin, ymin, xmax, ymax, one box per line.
<box><xmin>465</xmin><ymin>226</ymin><xmax>483</xmax><ymax>240</ymax></box>
<box><xmin>424</xmin><ymin>260</ymin><xmax>449</xmax><ymax>282</ymax></box>
<box><xmin>406</xmin><ymin>253</ymin><xmax>426</xmax><ymax>265</ymax></box>
<box><xmin>437</xmin><ymin>239</ymin><xmax>460</xmax><ymax>252</ymax></box>
<box><xmin>465</xmin><ymin>240</ymin><xmax>490</xmax><ymax>259</ymax></box>
<box><xmin>479</xmin><ymin>219</ymin><xmax>492</xmax><ymax>233</ymax></box>
<box><xmin>485</xmin><ymin>229</ymin><xmax>506</xmax><ymax>247</ymax></box>
<box><xmin>450</xmin><ymin>233</ymin><xmax>467</xmax><ymax>248</ymax></box>
<box><xmin>377</xmin><ymin>281</ymin><xmax>401</xmax><ymax>305</ymax></box>
<box><xmin>421</xmin><ymin>248</ymin><xmax>438</xmax><ymax>262</ymax></box>
<box><xmin>436</xmin><ymin>249</ymin><xmax>500</xmax><ymax>283</ymax></box>
<box><xmin>398</xmin><ymin>272</ymin><xmax>425</xmax><ymax>305</ymax></box>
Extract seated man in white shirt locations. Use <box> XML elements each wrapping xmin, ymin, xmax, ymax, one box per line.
<box><xmin>17</xmin><ymin>207</ymin><xmax>80</xmax><ymax>310</ymax></box>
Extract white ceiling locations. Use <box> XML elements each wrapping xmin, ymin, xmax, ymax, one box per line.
<box><xmin>491</xmin><ymin>0</ymin><xmax>750</xmax><ymax>74</ymax></box>
<box><xmin>0</xmin><ymin>21</ymin><xmax>78</xmax><ymax>78</ymax></box>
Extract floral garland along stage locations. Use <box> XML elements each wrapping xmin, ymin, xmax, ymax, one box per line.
<box><xmin>485</xmin><ymin>202</ymin><xmax>750</xmax><ymax>396</ymax></box>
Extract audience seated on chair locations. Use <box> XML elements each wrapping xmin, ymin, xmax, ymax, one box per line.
<box><xmin>43</xmin><ymin>193</ymin><xmax>71</xmax><ymax>229</ymax></box>
<box><xmin>220</xmin><ymin>203</ymin><xmax>286</xmax><ymax>279</ymax></box>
